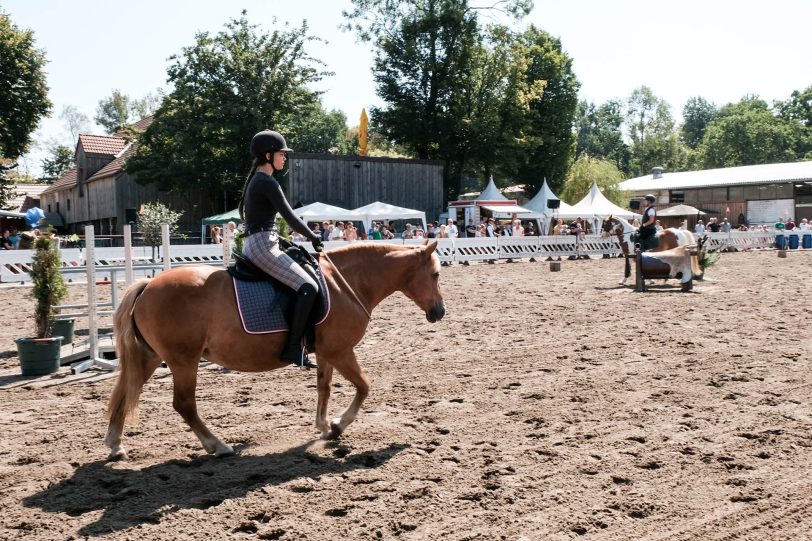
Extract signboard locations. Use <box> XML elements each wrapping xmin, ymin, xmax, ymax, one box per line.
<box><xmin>747</xmin><ymin>199</ymin><xmax>795</xmax><ymax>224</ymax></box>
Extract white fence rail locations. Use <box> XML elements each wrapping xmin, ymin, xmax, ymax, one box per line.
<box><xmin>2</xmin><ymin>231</ymin><xmax>808</xmax><ymax>283</ymax></box>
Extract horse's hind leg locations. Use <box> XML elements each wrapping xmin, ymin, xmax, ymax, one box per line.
<box><xmin>322</xmin><ymin>350</ymin><xmax>370</xmax><ymax>440</ymax></box>
<box><xmin>170</xmin><ymin>359</ymin><xmax>234</xmax><ymax>456</ymax></box>
<box><xmin>105</xmin><ymin>356</ymin><xmax>161</xmax><ymax>461</ymax></box>
<box><xmin>315</xmin><ymin>362</ymin><xmax>335</xmax><ymax>438</ymax></box>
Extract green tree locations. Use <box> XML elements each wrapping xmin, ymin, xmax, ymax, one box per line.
<box><xmin>774</xmin><ymin>86</ymin><xmax>812</xmax><ymax>159</ymax></box>
<box><xmin>95</xmin><ymin>90</ymin><xmax>131</xmax><ymax>134</ymax></box>
<box><xmin>40</xmin><ymin>144</ymin><xmax>74</xmax><ymax>182</ymax></box>
<box><xmin>697</xmin><ymin>97</ymin><xmax>797</xmax><ymax>168</ymax></box>
<box><xmin>0</xmin><ymin>11</ymin><xmax>51</xmax><ymax>160</ymax></box>
<box><xmin>574</xmin><ymin>99</ymin><xmax>629</xmax><ymax>174</ymax></box>
<box><xmin>626</xmin><ymin>86</ymin><xmax>682</xmax><ymax>176</ymax></box>
<box><xmin>681</xmin><ymin>96</ymin><xmax>717</xmax><ymax>149</ymax></box>
<box><xmin>295</xmin><ymin>105</ymin><xmax>351</xmax><ymax>154</ymax></box>
<box><xmin>136</xmin><ymin>202</ymin><xmax>183</xmax><ymax>262</ymax></box>
<box><xmin>511</xmin><ymin>26</ymin><xmax>579</xmax><ymax>196</ymax></box>
<box><xmin>126</xmin><ymin>13</ymin><xmax>328</xmax><ymax>200</ymax></box>
<box><xmin>345</xmin><ymin>0</ymin><xmax>534</xmax><ymax>199</ymax></box>
<box><xmin>560</xmin><ymin>154</ymin><xmax>625</xmax><ymax>207</ymax></box>
<box><xmin>130</xmin><ymin>89</ymin><xmax>163</xmax><ymax>119</ymax></box>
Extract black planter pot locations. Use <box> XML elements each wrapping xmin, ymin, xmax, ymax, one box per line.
<box><xmin>15</xmin><ymin>337</ymin><xmax>63</xmax><ymax>376</ymax></box>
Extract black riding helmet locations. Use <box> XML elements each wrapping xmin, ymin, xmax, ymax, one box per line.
<box><xmin>250</xmin><ymin>130</ymin><xmax>293</xmax><ymax>158</ymax></box>
<box><xmin>644</xmin><ymin>194</ymin><xmax>656</xmax><ymax>203</ymax></box>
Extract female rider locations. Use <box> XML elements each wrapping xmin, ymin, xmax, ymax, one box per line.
<box><xmin>239</xmin><ymin>130</ymin><xmax>323</xmax><ymax>368</ymax></box>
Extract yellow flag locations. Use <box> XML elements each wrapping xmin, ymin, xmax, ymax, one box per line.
<box><xmin>359</xmin><ymin>108</ymin><xmax>368</xmax><ymax>156</ymax></box>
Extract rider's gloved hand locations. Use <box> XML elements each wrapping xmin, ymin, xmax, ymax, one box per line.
<box><xmin>311</xmin><ymin>236</ymin><xmax>324</xmax><ymax>252</ymax></box>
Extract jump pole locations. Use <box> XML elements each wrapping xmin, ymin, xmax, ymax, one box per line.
<box><xmin>71</xmin><ymin>225</ymin><xmax>118</xmax><ymax>374</ymax></box>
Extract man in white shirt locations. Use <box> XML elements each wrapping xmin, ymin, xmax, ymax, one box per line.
<box><xmin>800</xmin><ymin>218</ymin><xmax>809</xmax><ymax>230</ymax></box>
<box><xmin>446</xmin><ymin>218</ymin><xmax>458</xmax><ymax>238</ymax></box>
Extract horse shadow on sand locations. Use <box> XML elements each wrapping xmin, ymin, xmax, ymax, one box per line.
<box><xmin>23</xmin><ymin>441</ymin><xmax>409</xmax><ymax>537</ymax></box>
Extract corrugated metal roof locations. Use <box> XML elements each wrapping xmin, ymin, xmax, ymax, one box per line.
<box><xmin>620</xmin><ymin>161</ymin><xmax>812</xmax><ymax>191</ymax></box>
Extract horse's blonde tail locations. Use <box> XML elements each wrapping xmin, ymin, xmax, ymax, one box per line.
<box><xmin>108</xmin><ymin>278</ymin><xmax>154</xmax><ymax>424</ymax></box>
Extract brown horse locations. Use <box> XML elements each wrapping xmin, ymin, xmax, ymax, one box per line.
<box><xmin>602</xmin><ymin>215</ymin><xmax>695</xmax><ymax>285</ymax></box>
<box><xmin>105</xmin><ymin>241</ymin><xmax>445</xmax><ymax>461</ymax></box>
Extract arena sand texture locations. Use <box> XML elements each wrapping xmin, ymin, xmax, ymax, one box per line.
<box><xmin>0</xmin><ymin>250</ymin><xmax>810</xmax><ymax>540</ymax></box>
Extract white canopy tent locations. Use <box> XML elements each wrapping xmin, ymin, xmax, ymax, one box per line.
<box><xmin>570</xmin><ymin>181</ymin><xmax>641</xmax><ymax>233</ymax></box>
<box><xmin>295</xmin><ymin>202</ymin><xmax>361</xmax><ymax>223</ymax></box>
<box><xmin>523</xmin><ymin>179</ymin><xmax>579</xmax><ymax>234</ymax></box>
<box><xmin>476</xmin><ymin>176</ymin><xmax>510</xmax><ymax>201</ymax></box>
<box><xmin>656</xmin><ymin>204</ymin><xmax>706</xmax><ymax>217</ymax></box>
<box><xmin>353</xmin><ymin>201</ymin><xmax>427</xmax><ymax>232</ymax></box>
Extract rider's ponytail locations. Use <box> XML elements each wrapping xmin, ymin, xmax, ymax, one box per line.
<box><xmin>239</xmin><ymin>156</ymin><xmax>268</xmax><ymax>221</ymax></box>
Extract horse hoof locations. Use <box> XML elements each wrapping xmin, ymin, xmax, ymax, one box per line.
<box><xmin>214</xmin><ymin>443</ymin><xmax>235</xmax><ymax>457</ymax></box>
<box><xmin>107</xmin><ymin>449</ymin><xmax>129</xmax><ymax>462</ymax></box>
<box><xmin>322</xmin><ymin>422</ymin><xmax>343</xmax><ymax>440</ymax></box>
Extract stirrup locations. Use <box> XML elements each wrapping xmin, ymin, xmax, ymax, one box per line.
<box><xmin>282</xmin><ymin>347</ymin><xmax>317</xmax><ymax>369</ymax></box>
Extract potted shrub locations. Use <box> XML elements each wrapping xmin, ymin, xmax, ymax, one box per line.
<box><xmin>15</xmin><ymin>234</ymin><xmax>68</xmax><ymax>376</ymax></box>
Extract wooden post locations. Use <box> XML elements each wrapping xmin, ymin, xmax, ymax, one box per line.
<box><xmin>635</xmin><ymin>249</ymin><xmax>645</xmax><ymax>292</ymax></box>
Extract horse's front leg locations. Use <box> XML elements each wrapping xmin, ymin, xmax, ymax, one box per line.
<box><xmin>170</xmin><ymin>360</ymin><xmax>234</xmax><ymax>456</ymax></box>
<box><xmin>315</xmin><ymin>362</ymin><xmax>334</xmax><ymax>438</ymax></box>
<box><xmin>321</xmin><ymin>350</ymin><xmax>369</xmax><ymax>440</ymax></box>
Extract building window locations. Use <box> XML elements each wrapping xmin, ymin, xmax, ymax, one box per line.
<box><xmin>56</xmin><ymin>202</ymin><xmax>60</xmax><ymax>213</ymax></box>
<box><xmin>670</xmin><ymin>190</ymin><xmax>684</xmax><ymax>203</ymax></box>
<box><xmin>47</xmin><ymin>204</ymin><xmax>52</xmax><ymax>213</ymax></box>
<box><xmin>67</xmin><ymin>199</ymin><xmax>71</xmax><ymax>211</ymax></box>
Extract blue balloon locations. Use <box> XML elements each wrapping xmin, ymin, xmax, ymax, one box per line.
<box><xmin>25</xmin><ymin>207</ymin><xmax>45</xmax><ymax>228</ymax></box>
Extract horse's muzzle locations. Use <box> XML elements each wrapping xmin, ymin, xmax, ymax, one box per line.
<box><xmin>426</xmin><ymin>303</ymin><xmax>445</xmax><ymax>323</ymax></box>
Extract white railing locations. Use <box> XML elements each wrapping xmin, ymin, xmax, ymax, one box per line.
<box><xmin>3</xmin><ymin>231</ymin><xmax>810</xmax><ymax>283</ymax></box>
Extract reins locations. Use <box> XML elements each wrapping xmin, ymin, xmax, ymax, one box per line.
<box><xmin>318</xmin><ymin>251</ymin><xmax>372</xmax><ymax>320</ymax></box>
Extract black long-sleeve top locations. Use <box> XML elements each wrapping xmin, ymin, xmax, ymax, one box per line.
<box><xmin>243</xmin><ymin>171</ymin><xmax>318</xmax><ymax>242</ymax></box>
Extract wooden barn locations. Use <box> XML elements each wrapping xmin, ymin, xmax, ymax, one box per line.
<box><xmin>39</xmin><ymin>118</ymin><xmax>219</xmax><ymax>236</ymax></box>
<box><xmin>285</xmin><ymin>154</ymin><xmax>444</xmax><ymax>223</ymax></box>
<box><xmin>40</xmin><ymin>122</ymin><xmax>445</xmax><ymax>237</ymax></box>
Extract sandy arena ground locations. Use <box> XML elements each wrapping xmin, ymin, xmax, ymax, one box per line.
<box><xmin>0</xmin><ymin>250</ymin><xmax>811</xmax><ymax>540</ymax></box>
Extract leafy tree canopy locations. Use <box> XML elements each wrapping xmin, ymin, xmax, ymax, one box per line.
<box><xmin>40</xmin><ymin>144</ymin><xmax>74</xmax><ymax>183</ymax></box>
<box><xmin>0</xmin><ymin>10</ymin><xmax>51</xmax><ymax>162</ymax></box>
<box><xmin>626</xmin><ymin>86</ymin><xmax>682</xmax><ymax>177</ymax></box>
<box><xmin>127</xmin><ymin>13</ymin><xmax>334</xmax><ymax>196</ymax></box>
<box><xmin>681</xmin><ymin>96</ymin><xmax>717</xmax><ymax>149</ymax></box>
<box><xmin>574</xmin><ymin>99</ymin><xmax>629</xmax><ymax>175</ymax></box>
<box><xmin>137</xmin><ymin>202</ymin><xmax>183</xmax><ymax>247</ymax></box>
<box><xmin>560</xmin><ymin>154</ymin><xmax>625</xmax><ymax>207</ymax></box>
<box><xmin>697</xmin><ymin>96</ymin><xmax>798</xmax><ymax>168</ymax></box>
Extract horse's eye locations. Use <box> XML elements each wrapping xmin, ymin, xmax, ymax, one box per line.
<box><xmin>432</xmin><ymin>272</ymin><xmax>440</xmax><ymax>279</ymax></box>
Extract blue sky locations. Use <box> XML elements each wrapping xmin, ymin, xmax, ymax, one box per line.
<box><xmin>5</xmin><ymin>0</ymin><xmax>811</xmax><ymax>175</ymax></box>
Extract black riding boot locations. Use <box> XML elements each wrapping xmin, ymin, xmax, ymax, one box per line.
<box><xmin>280</xmin><ymin>283</ymin><xmax>318</xmax><ymax>368</ymax></box>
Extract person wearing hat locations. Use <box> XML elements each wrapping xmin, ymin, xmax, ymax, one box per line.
<box><xmin>238</xmin><ymin>130</ymin><xmax>322</xmax><ymax>369</ymax></box>
<box><xmin>637</xmin><ymin>194</ymin><xmax>658</xmax><ymax>250</ymax></box>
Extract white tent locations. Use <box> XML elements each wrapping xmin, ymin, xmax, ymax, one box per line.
<box><xmin>570</xmin><ymin>181</ymin><xmax>641</xmax><ymax>233</ymax></box>
<box><xmin>476</xmin><ymin>176</ymin><xmax>510</xmax><ymax>201</ymax></box>
<box><xmin>295</xmin><ymin>202</ymin><xmax>361</xmax><ymax>223</ymax></box>
<box><xmin>353</xmin><ymin>201</ymin><xmax>427</xmax><ymax>232</ymax></box>
<box><xmin>523</xmin><ymin>178</ymin><xmax>579</xmax><ymax>234</ymax></box>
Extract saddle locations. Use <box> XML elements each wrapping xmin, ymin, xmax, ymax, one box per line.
<box><xmin>227</xmin><ymin>240</ymin><xmax>327</xmax><ymax>352</ymax></box>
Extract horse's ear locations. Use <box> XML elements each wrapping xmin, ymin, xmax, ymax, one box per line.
<box><xmin>424</xmin><ymin>240</ymin><xmax>438</xmax><ymax>255</ymax></box>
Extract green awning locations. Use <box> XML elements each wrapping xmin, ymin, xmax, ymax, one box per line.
<box><xmin>41</xmin><ymin>212</ymin><xmax>64</xmax><ymax>227</ymax></box>
<box><xmin>202</xmin><ymin>208</ymin><xmax>242</xmax><ymax>226</ymax></box>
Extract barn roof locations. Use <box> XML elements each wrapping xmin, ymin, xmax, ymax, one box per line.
<box><xmin>78</xmin><ymin>134</ymin><xmax>128</xmax><ymax>156</ymax></box>
<box><xmin>41</xmin><ymin>168</ymin><xmax>78</xmax><ymax>195</ymax></box>
<box><xmin>620</xmin><ymin>161</ymin><xmax>812</xmax><ymax>191</ymax></box>
<box><xmin>87</xmin><ymin>143</ymin><xmax>136</xmax><ymax>181</ymax></box>
<box><xmin>3</xmin><ymin>184</ymin><xmax>51</xmax><ymax>212</ymax></box>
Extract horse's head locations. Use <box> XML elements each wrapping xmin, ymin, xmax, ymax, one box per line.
<box><xmin>601</xmin><ymin>215</ymin><xmax>619</xmax><ymax>238</ymax></box>
<box><xmin>401</xmin><ymin>241</ymin><xmax>445</xmax><ymax>323</ymax></box>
